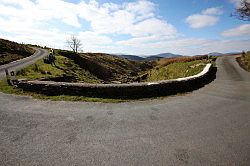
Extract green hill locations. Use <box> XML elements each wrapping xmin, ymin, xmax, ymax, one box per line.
<box><xmin>58</xmin><ymin>50</ymin><xmax>154</xmax><ymax>83</ymax></box>
<box><xmin>16</xmin><ymin>50</ymin><xmax>210</xmax><ymax>84</ymax></box>
<box><xmin>0</xmin><ymin>38</ymin><xmax>35</xmax><ymax>65</ymax></box>
<box><xmin>16</xmin><ymin>50</ymin><xmax>155</xmax><ymax>83</ymax></box>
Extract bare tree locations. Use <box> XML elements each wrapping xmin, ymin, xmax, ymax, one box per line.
<box><xmin>67</xmin><ymin>35</ymin><xmax>82</xmax><ymax>54</ymax></box>
<box><xmin>232</xmin><ymin>0</ymin><xmax>250</xmax><ymax>21</ymax></box>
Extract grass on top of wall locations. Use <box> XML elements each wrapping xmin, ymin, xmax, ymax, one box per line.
<box><xmin>146</xmin><ymin>60</ymin><xmax>208</xmax><ymax>82</ymax></box>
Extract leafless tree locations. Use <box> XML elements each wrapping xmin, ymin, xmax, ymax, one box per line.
<box><xmin>232</xmin><ymin>0</ymin><xmax>250</xmax><ymax>21</ymax></box>
<box><xmin>67</xmin><ymin>35</ymin><xmax>82</xmax><ymax>54</ymax></box>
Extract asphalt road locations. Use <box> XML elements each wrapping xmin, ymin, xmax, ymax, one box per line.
<box><xmin>0</xmin><ymin>55</ymin><xmax>249</xmax><ymax>166</ymax></box>
<box><xmin>0</xmin><ymin>48</ymin><xmax>48</xmax><ymax>79</ymax></box>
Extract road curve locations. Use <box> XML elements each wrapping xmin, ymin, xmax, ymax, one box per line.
<box><xmin>0</xmin><ymin>56</ymin><xmax>249</xmax><ymax>165</ymax></box>
<box><xmin>0</xmin><ymin>48</ymin><xmax>48</xmax><ymax>79</ymax></box>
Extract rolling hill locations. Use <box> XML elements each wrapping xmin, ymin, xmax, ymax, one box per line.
<box><xmin>57</xmin><ymin>50</ymin><xmax>155</xmax><ymax>83</ymax></box>
<box><xmin>208</xmin><ymin>52</ymin><xmax>224</xmax><ymax>56</ymax></box>
<box><xmin>114</xmin><ymin>54</ymin><xmax>145</xmax><ymax>61</ymax></box>
<box><xmin>0</xmin><ymin>38</ymin><xmax>35</xmax><ymax>65</ymax></box>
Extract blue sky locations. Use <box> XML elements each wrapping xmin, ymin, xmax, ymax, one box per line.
<box><xmin>0</xmin><ymin>0</ymin><xmax>249</xmax><ymax>55</ymax></box>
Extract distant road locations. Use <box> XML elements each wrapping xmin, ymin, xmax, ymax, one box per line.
<box><xmin>0</xmin><ymin>48</ymin><xmax>48</xmax><ymax>79</ymax></box>
<box><xmin>0</xmin><ymin>55</ymin><xmax>249</xmax><ymax>165</ymax></box>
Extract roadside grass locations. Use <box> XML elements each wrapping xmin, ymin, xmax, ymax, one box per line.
<box><xmin>146</xmin><ymin>60</ymin><xmax>207</xmax><ymax>82</ymax></box>
<box><xmin>0</xmin><ymin>79</ymin><xmax>126</xmax><ymax>103</ymax></box>
<box><xmin>237</xmin><ymin>51</ymin><xmax>250</xmax><ymax>71</ymax></box>
<box><xmin>16</xmin><ymin>55</ymin><xmax>101</xmax><ymax>83</ymax></box>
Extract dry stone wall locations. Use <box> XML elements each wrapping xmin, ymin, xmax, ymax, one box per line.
<box><xmin>16</xmin><ymin>64</ymin><xmax>216</xmax><ymax>99</ymax></box>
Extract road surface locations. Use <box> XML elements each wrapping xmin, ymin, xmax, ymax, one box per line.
<box><xmin>0</xmin><ymin>48</ymin><xmax>48</xmax><ymax>79</ymax></box>
<box><xmin>0</xmin><ymin>56</ymin><xmax>249</xmax><ymax>165</ymax></box>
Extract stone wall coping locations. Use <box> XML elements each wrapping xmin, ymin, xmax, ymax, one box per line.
<box><xmin>19</xmin><ymin>64</ymin><xmax>212</xmax><ymax>87</ymax></box>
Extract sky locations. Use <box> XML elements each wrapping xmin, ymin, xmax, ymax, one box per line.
<box><xmin>0</xmin><ymin>0</ymin><xmax>249</xmax><ymax>56</ymax></box>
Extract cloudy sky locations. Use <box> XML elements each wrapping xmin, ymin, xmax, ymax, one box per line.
<box><xmin>0</xmin><ymin>0</ymin><xmax>249</xmax><ymax>56</ymax></box>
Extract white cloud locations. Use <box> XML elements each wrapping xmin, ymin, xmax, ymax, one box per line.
<box><xmin>117</xmin><ymin>37</ymin><xmax>250</xmax><ymax>55</ymax></box>
<box><xmin>78</xmin><ymin>31</ymin><xmax>112</xmax><ymax>45</ymax></box>
<box><xmin>0</xmin><ymin>0</ymin><xmax>248</xmax><ymax>55</ymax></box>
<box><xmin>201</xmin><ymin>7</ymin><xmax>223</xmax><ymax>15</ymax></box>
<box><xmin>0</xmin><ymin>0</ymin><xmax>178</xmax><ymax>53</ymax></box>
<box><xmin>129</xmin><ymin>18</ymin><xmax>177</xmax><ymax>37</ymax></box>
<box><xmin>0</xmin><ymin>0</ymin><xmax>81</xmax><ymax>28</ymax></box>
<box><xmin>76</xmin><ymin>0</ymin><xmax>176</xmax><ymax>38</ymax></box>
<box><xmin>186</xmin><ymin>7</ymin><xmax>223</xmax><ymax>29</ymax></box>
<box><xmin>186</xmin><ymin>14</ymin><xmax>219</xmax><ymax>29</ymax></box>
<box><xmin>221</xmin><ymin>24</ymin><xmax>250</xmax><ymax>37</ymax></box>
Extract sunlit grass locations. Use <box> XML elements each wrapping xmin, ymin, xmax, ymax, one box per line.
<box><xmin>16</xmin><ymin>55</ymin><xmax>101</xmax><ymax>83</ymax></box>
<box><xmin>147</xmin><ymin>60</ymin><xmax>207</xmax><ymax>82</ymax></box>
<box><xmin>239</xmin><ymin>51</ymin><xmax>250</xmax><ymax>71</ymax></box>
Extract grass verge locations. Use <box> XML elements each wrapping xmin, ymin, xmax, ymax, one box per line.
<box><xmin>237</xmin><ymin>51</ymin><xmax>250</xmax><ymax>72</ymax></box>
<box><xmin>16</xmin><ymin>55</ymin><xmax>101</xmax><ymax>83</ymax></box>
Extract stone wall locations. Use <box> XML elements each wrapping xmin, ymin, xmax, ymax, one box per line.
<box><xmin>16</xmin><ymin>64</ymin><xmax>217</xmax><ymax>99</ymax></box>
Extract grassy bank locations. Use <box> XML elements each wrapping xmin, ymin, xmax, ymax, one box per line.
<box><xmin>146</xmin><ymin>60</ymin><xmax>207</xmax><ymax>82</ymax></box>
<box><xmin>237</xmin><ymin>51</ymin><xmax>250</xmax><ymax>72</ymax></box>
<box><xmin>16</xmin><ymin>54</ymin><xmax>101</xmax><ymax>83</ymax></box>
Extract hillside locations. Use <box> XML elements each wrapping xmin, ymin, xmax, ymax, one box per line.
<box><xmin>16</xmin><ymin>50</ymin><xmax>211</xmax><ymax>84</ymax></box>
<box><xmin>52</xmin><ymin>50</ymin><xmax>155</xmax><ymax>83</ymax></box>
<box><xmin>0</xmin><ymin>38</ymin><xmax>35</xmax><ymax>65</ymax></box>
<box><xmin>144</xmin><ymin>56</ymin><xmax>164</xmax><ymax>61</ymax></box>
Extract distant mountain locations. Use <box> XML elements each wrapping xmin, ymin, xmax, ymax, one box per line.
<box><xmin>114</xmin><ymin>52</ymin><xmax>182</xmax><ymax>61</ymax></box>
<box><xmin>115</xmin><ymin>54</ymin><xmax>145</xmax><ymax>61</ymax></box>
<box><xmin>225</xmin><ymin>52</ymin><xmax>241</xmax><ymax>55</ymax></box>
<box><xmin>208</xmin><ymin>52</ymin><xmax>224</xmax><ymax>56</ymax></box>
<box><xmin>144</xmin><ymin>56</ymin><xmax>163</xmax><ymax>61</ymax></box>
<box><xmin>144</xmin><ymin>53</ymin><xmax>182</xmax><ymax>61</ymax></box>
<box><xmin>154</xmin><ymin>53</ymin><xmax>182</xmax><ymax>58</ymax></box>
